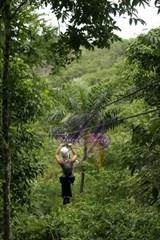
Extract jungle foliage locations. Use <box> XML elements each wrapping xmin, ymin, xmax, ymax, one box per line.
<box><xmin>5</xmin><ymin>28</ymin><xmax>160</xmax><ymax>240</ymax></box>
<box><xmin>1</xmin><ymin>1</ymin><xmax>160</xmax><ymax>239</ymax></box>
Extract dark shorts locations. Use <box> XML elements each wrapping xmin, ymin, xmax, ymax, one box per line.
<box><xmin>59</xmin><ymin>175</ymin><xmax>75</xmax><ymax>184</ymax></box>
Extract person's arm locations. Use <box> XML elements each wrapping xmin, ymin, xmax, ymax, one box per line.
<box><xmin>55</xmin><ymin>144</ymin><xmax>63</xmax><ymax>164</ymax></box>
<box><xmin>68</xmin><ymin>144</ymin><xmax>77</xmax><ymax>163</ymax></box>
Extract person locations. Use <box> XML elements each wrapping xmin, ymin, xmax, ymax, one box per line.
<box><xmin>55</xmin><ymin>143</ymin><xmax>77</xmax><ymax>205</ymax></box>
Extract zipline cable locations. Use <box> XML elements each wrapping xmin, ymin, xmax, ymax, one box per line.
<box><xmin>75</xmin><ymin>81</ymin><xmax>160</xmax><ymax>133</ymax></box>
<box><xmin>100</xmin><ymin>80</ymin><xmax>160</xmax><ymax>108</ymax></box>
<box><xmin>52</xmin><ymin>80</ymin><xmax>160</xmax><ymax>139</ymax></box>
<box><xmin>119</xmin><ymin>108</ymin><xmax>160</xmax><ymax>121</ymax></box>
<box><xmin>53</xmin><ymin>107</ymin><xmax>160</xmax><ymax>137</ymax></box>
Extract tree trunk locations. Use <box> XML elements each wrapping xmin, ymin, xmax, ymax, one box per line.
<box><xmin>0</xmin><ymin>0</ymin><xmax>6</xmax><ymax>11</ymax></box>
<box><xmin>1</xmin><ymin>1</ymin><xmax>12</xmax><ymax>239</ymax></box>
<box><xmin>80</xmin><ymin>138</ymin><xmax>87</xmax><ymax>193</ymax></box>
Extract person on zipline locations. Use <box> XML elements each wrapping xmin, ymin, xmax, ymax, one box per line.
<box><xmin>56</xmin><ymin>143</ymin><xmax>77</xmax><ymax>205</ymax></box>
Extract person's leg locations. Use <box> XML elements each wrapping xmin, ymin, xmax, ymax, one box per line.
<box><xmin>66</xmin><ymin>176</ymin><xmax>74</xmax><ymax>197</ymax></box>
<box><xmin>65</xmin><ymin>176</ymin><xmax>75</xmax><ymax>199</ymax></box>
<box><xmin>60</xmin><ymin>176</ymin><xmax>75</xmax><ymax>204</ymax></box>
<box><xmin>63</xmin><ymin>180</ymin><xmax>70</xmax><ymax>204</ymax></box>
<box><xmin>63</xmin><ymin>196</ymin><xmax>70</xmax><ymax>204</ymax></box>
<box><xmin>60</xmin><ymin>176</ymin><xmax>71</xmax><ymax>204</ymax></box>
<box><xmin>60</xmin><ymin>176</ymin><xmax>65</xmax><ymax>197</ymax></box>
<box><xmin>68</xmin><ymin>176</ymin><xmax>75</xmax><ymax>196</ymax></box>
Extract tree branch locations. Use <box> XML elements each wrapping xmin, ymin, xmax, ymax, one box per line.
<box><xmin>11</xmin><ymin>0</ymin><xmax>28</xmax><ymax>18</ymax></box>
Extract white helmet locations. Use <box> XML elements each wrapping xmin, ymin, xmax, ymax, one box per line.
<box><xmin>60</xmin><ymin>146</ymin><xmax>69</xmax><ymax>158</ymax></box>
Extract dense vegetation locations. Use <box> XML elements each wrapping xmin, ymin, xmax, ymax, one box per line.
<box><xmin>1</xmin><ymin>28</ymin><xmax>160</xmax><ymax>239</ymax></box>
<box><xmin>0</xmin><ymin>1</ymin><xmax>160</xmax><ymax>240</ymax></box>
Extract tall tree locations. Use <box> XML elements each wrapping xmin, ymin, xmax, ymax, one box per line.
<box><xmin>0</xmin><ymin>3</ymin><xmax>58</xmax><ymax>240</ymax></box>
<box><xmin>1</xmin><ymin>0</ymin><xmax>12</xmax><ymax>239</ymax></box>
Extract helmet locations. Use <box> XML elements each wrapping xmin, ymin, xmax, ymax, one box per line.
<box><xmin>60</xmin><ymin>146</ymin><xmax>69</xmax><ymax>158</ymax></box>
